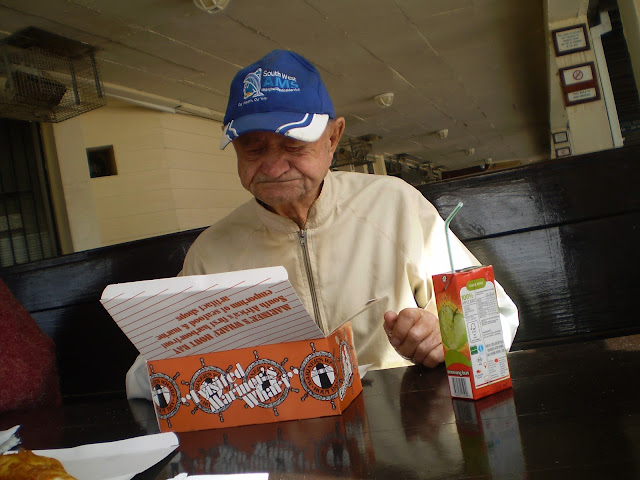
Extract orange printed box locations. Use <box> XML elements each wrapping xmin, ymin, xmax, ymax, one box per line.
<box><xmin>101</xmin><ymin>266</ymin><xmax>362</xmax><ymax>432</ymax></box>
<box><xmin>432</xmin><ymin>265</ymin><xmax>512</xmax><ymax>400</ymax></box>
<box><xmin>146</xmin><ymin>322</ymin><xmax>360</xmax><ymax>432</ymax></box>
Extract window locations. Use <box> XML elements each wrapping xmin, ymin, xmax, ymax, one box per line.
<box><xmin>87</xmin><ymin>145</ymin><xmax>117</xmax><ymax>178</ymax></box>
<box><xmin>0</xmin><ymin>119</ymin><xmax>58</xmax><ymax>267</ymax></box>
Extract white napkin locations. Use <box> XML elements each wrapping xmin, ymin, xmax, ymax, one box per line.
<box><xmin>17</xmin><ymin>432</ymin><xmax>180</xmax><ymax>480</ymax></box>
<box><xmin>0</xmin><ymin>425</ymin><xmax>20</xmax><ymax>454</ymax></box>
<box><xmin>168</xmin><ymin>474</ymin><xmax>268</xmax><ymax>480</ymax></box>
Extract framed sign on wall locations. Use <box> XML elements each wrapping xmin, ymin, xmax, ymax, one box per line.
<box><xmin>553</xmin><ymin>131</ymin><xmax>569</xmax><ymax>144</ymax></box>
<box><xmin>552</xmin><ymin>24</ymin><xmax>590</xmax><ymax>56</ymax></box>
<box><xmin>559</xmin><ymin>62</ymin><xmax>600</xmax><ymax>106</ymax></box>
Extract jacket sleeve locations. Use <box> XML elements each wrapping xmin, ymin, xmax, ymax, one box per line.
<box><xmin>126</xmin><ymin>354</ymin><xmax>152</xmax><ymax>401</ymax></box>
<box><xmin>494</xmin><ymin>280</ymin><xmax>519</xmax><ymax>350</ymax></box>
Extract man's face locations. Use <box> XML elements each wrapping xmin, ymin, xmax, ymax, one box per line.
<box><xmin>232</xmin><ymin>118</ymin><xmax>344</xmax><ymax>213</ymax></box>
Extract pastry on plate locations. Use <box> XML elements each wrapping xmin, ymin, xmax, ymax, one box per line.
<box><xmin>0</xmin><ymin>449</ymin><xmax>77</xmax><ymax>480</ymax></box>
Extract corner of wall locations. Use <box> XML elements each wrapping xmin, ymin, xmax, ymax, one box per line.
<box><xmin>51</xmin><ymin>116</ymin><xmax>102</xmax><ymax>252</ymax></box>
<box><xmin>39</xmin><ymin>123</ymin><xmax>74</xmax><ymax>254</ymax></box>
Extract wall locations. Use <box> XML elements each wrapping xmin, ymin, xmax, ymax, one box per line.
<box><xmin>48</xmin><ymin>99</ymin><xmax>249</xmax><ymax>252</ymax></box>
<box><xmin>161</xmin><ymin>113</ymin><xmax>251</xmax><ymax>232</ymax></box>
<box><xmin>618</xmin><ymin>0</ymin><xmax>640</xmax><ymax>99</ymax></box>
<box><xmin>545</xmin><ymin>0</ymin><xmax>615</xmax><ymax>158</ymax></box>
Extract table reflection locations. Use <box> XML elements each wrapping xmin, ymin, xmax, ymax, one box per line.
<box><xmin>132</xmin><ymin>364</ymin><xmax>531</xmax><ymax>479</ymax></box>
<box><xmin>132</xmin><ymin>393</ymin><xmax>372</xmax><ymax>478</ymax></box>
<box><xmin>451</xmin><ymin>389</ymin><xmax>526</xmax><ymax>478</ymax></box>
<box><xmin>2</xmin><ymin>335</ymin><xmax>639</xmax><ymax>478</ymax></box>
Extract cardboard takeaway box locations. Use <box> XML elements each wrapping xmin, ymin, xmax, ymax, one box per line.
<box><xmin>100</xmin><ymin>266</ymin><xmax>363</xmax><ymax>433</ymax></box>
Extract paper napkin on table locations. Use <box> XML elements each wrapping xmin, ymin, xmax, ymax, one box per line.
<box><xmin>0</xmin><ymin>425</ymin><xmax>20</xmax><ymax>454</ymax></box>
<box><xmin>168</xmin><ymin>474</ymin><xmax>268</xmax><ymax>480</ymax></box>
<box><xmin>26</xmin><ymin>432</ymin><xmax>179</xmax><ymax>480</ymax></box>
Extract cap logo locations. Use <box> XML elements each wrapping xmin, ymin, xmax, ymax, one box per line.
<box><xmin>261</xmin><ymin>70</ymin><xmax>299</xmax><ymax>92</ymax></box>
<box><xmin>243</xmin><ymin>68</ymin><xmax>264</xmax><ymax>100</ymax></box>
<box><xmin>241</xmin><ymin>68</ymin><xmax>301</xmax><ymax>106</ymax></box>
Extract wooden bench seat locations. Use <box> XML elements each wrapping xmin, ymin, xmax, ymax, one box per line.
<box><xmin>2</xmin><ymin>144</ymin><xmax>638</xmax><ymax>400</ymax></box>
<box><xmin>419</xmin><ymin>144</ymin><xmax>640</xmax><ymax>349</ymax></box>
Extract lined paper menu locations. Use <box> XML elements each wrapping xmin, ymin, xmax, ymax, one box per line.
<box><xmin>100</xmin><ymin>266</ymin><xmax>322</xmax><ymax>361</ymax></box>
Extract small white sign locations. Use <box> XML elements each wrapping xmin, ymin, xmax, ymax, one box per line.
<box><xmin>553</xmin><ymin>131</ymin><xmax>569</xmax><ymax>144</ymax></box>
<box><xmin>562</xmin><ymin>65</ymin><xmax>594</xmax><ymax>86</ymax></box>
<box><xmin>567</xmin><ymin>88</ymin><xmax>597</xmax><ymax>102</ymax></box>
<box><xmin>553</xmin><ymin>25</ymin><xmax>589</xmax><ymax>55</ymax></box>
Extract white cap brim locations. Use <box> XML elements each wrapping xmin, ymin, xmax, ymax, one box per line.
<box><xmin>220</xmin><ymin>113</ymin><xmax>329</xmax><ymax>149</ymax></box>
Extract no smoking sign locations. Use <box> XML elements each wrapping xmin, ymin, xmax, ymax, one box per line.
<box><xmin>562</xmin><ymin>64</ymin><xmax>594</xmax><ymax>86</ymax></box>
<box><xmin>559</xmin><ymin>62</ymin><xmax>600</xmax><ymax>106</ymax></box>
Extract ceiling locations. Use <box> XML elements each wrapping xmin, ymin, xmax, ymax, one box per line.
<box><xmin>0</xmin><ymin>0</ymin><xmax>551</xmax><ymax>174</ymax></box>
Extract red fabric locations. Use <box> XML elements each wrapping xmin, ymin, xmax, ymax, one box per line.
<box><xmin>0</xmin><ymin>279</ymin><xmax>61</xmax><ymax>412</ymax></box>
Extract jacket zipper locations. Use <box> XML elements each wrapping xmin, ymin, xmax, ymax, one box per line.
<box><xmin>298</xmin><ymin>229</ymin><xmax>322</xmax><ymax>328</ymax></box>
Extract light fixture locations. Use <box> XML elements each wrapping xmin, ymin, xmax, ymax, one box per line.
<box><xmin>435</xmin><ymin>129</ymin><xmax>448</xmax><ymax>139</ymax></box>
<box><xmin>193</xmin><ymin>0</ymin><xmax>231</xmax><ymax>14</ymax></box>
<box><xmin>374</xmin><ymin>92</ymin><xmax>394</xmax><ymax>108</ymax></box>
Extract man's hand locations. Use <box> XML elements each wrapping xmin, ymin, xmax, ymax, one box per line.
<box><xmin>383</xmin><ymin>308</ymin><xmax>444</xmax><ymax>368</ymax></box>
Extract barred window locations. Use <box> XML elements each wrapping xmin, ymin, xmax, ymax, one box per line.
<box><xmin>0</xmin><ymin>118</ymin><xmax>58</xmax><ymax>267</ymax></box>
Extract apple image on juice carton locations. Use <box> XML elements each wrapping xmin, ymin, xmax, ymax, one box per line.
<box><xmin>433</xmin><ymin>203</ymin><xmax>512</xmax><ymax>400</ymax></box>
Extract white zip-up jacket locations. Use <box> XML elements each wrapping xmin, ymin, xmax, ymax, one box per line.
<box><xmin>126</xmin><ymin>171</ymin><xmax>518</xmax><ymax>399</ymax></box>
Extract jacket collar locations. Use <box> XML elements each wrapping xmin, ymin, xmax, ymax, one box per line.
<box><xmin>254</xmin><ymin>170</ymin><xmax>337</xmax><ymax>232</ymax></box>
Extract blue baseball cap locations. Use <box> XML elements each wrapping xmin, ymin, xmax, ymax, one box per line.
<box><xmin>220</xmin><ymin>49</ymin><xmax>335</xmax><ymax>149</ymax></box>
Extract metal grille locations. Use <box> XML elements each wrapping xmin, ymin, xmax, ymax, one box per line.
<box><xmin>0</xmin><ymin>28</ymin><xmax>105</xmax><ymax>123</ymax></box>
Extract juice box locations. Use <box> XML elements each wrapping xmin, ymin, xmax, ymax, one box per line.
<box><xmin>432</xmin><ymin>265</ymin><xmax>512</xmax><ymax>400</ymax></box>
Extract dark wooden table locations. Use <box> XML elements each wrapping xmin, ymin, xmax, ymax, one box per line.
<box><xmin>2</xmin><ymin>334</ymin><xmax>639</xmax><ymax>479</ymax></box>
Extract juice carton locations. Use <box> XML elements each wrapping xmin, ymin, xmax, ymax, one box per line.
<box><xmin>432</xmin><ymin>265</ymin><xmax>512</xmax><ymax>400</ymax></box>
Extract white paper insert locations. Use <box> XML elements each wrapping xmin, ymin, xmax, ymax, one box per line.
<box><xmin>101</xmin><ymin>266</ymin><xmax>323</xmax><ymax>361</ymax></box>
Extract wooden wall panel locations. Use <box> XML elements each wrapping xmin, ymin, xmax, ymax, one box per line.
<box><xmin>419</xmin><ymin>145</ymin><xmax>640</xmax><ymax>348</ymax></box>
<box><xmin>2</xmin><ymin>145</ymin><xmax>640</xmax><ymax>398</ymax></box>
<box><xmin>31</xmin><ymin>304</ymin><xmax>139</xmax><ymax>399</ymax></box>
<box><xmin>2</xmin><ymin>228</ymin><xmax>202</xmax><ymax>312</ymax></box>
<box><xmin>419</xmin><ymin>146</ymin><xmax>640</xmax><ymax>240</ymax></box>
<box><xmin>1</xmin><ymin>228</ymin><xmax>203</xmax><ymax>399</ymax></box>
<box><xmin>465</xmin><ymin>213</ymin><xmax>639</xmax><ymax>347</ymax></box>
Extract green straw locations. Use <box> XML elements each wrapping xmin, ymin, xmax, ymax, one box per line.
<box><xmin>444</xmin><ymin>202</ymin><xmax>463</xmax><ymax>273</ymax></box>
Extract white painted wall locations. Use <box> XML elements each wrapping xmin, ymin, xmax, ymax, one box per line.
<box><xmin>618</xmin><ymin>0</ymin><xmax>640</xmax><ymax>99</ymax></box>
<box><xmin>50</xmin><ymin>99</ymin><xmax>249</xmax><ymax>251</ymax></box>
<box><xmin>545</xmin><ymin>0</ymin><xmax>615</xmax><ymax>158</ymax></box>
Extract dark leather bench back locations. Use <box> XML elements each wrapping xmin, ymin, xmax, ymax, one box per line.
<box><xmin>2</xmin><ymin>145</ymin><xmax>639</xmax><ymax>399</ymax></box>
<box><xmin>0</xmin><ymin>228</ymin><xmax>203</xmax><ymax>400</ymax></box>
<box><xmin>419</xmin><ymin>144</ymin><xmax>640</xmax><ymax>349</ymax></box>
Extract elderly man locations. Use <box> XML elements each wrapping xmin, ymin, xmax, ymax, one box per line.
<box><xmin>127</xmin><ymin>49</ymin><xmax>518</xmax><ymax>399</ymax></box>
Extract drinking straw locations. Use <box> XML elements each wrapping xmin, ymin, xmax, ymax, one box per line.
<box><xmin>444</xmin><ymin>202</ymin><xmax>464</xmax><ymax>273</ymax></box>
